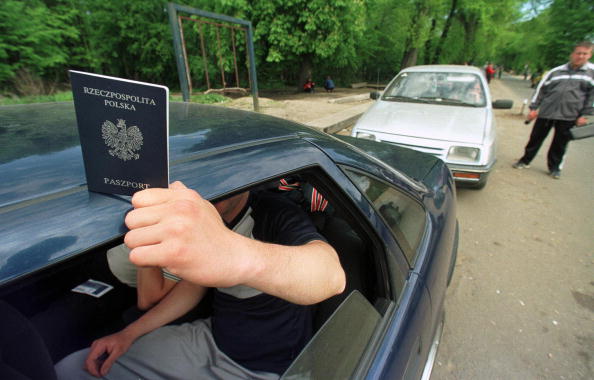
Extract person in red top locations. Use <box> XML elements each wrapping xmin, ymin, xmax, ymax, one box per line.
<box><xmin>485</xmin><ymin>63</ymin><xmax>496</xmax><ymax>83</ymax></box>
<box><xmin>303</xmin><ymin>78</ymin><xmax>315</xmax><ymax>93</ymax></box>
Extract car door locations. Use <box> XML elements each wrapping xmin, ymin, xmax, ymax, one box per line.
<box><xmin>341</xmin><ymin>168</ymin><xmax>434</xmax><ymax>380</ymax></box>
<box><xmin>280</xmin><ymin>165</ymin><xmax>434</xmax><ymax>379</ymax></box>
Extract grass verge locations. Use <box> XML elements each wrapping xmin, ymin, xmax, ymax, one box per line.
<box><xmin>1</xmin><ymin>91</ymin><xmax>231</xmax><ymax>106</ymax></box>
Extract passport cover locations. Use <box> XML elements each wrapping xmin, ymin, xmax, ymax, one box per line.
<box><xmin>70</xmin><ymin>70</ymin><xmax>169</xmax><ymax>196</ymax></box>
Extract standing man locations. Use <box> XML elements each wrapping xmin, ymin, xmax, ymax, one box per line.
<box><xmin>512</xmin><ymin>41</ymin><xmax>594</xmax><ymax>179</ymax></box>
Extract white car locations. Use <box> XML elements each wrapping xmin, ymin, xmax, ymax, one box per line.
<box><xmin>351</xmin><ymin>65</ymin><xmax>513</xmax><ymax>189</ymax></box>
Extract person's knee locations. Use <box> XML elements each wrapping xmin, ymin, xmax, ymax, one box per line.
<box><xmin>55</xmin><ymin>348</ymin><xmax>91</xmax><ymax>380</ymax></box>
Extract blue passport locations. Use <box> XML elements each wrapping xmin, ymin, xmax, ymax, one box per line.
<box><xmin>70</xmin><ymin>70</ymin><xmax>169</xmax><ymax>196</ymax></box>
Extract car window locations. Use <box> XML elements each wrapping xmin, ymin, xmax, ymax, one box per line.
<box><xmin>383</xmin><ymin>71</ymin><xmax>486</xmax><ymax>107</ymax></box>
<box><xmin>2</xmin><ymin>166</ymin><xmax>398</xmax><ymax>377</ymax></box>
<box><xmin>282</xmin><ymin>290</ymin><xmax>381</xmax><ymax>379</ymax></box>
<box><xmin>344</xmin><ymin>169</ymin><xmax>426</xmax><ymax>266</ymax></box>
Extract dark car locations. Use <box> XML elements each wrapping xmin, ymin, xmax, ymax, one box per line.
<box><xmin>0</xmin><ymin>102</ymin><xmax>458</xmax><ymax>379</ymax></box>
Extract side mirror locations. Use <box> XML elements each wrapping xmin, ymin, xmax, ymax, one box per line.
<box><xmin>370</xmin><ymin>91</ymin><xmax>380</xmax><ymax>100</ymax></box>
<box><xmin>492</xmin><ymin>99</ymin><xmax>513</xmax><ymax>109</ymax></box>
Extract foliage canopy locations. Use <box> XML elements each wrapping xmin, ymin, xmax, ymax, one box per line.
<box><xmin>0</xmin><ymin>0</ymin><xmax>592</xmax><ymax>96</ymax></box>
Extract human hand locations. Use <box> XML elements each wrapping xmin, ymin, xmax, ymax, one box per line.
<box><xmin>125</xmin><ymin>181</ymin><xmax>251</xmax><ymax>288</ymax></box>
<box><xmin>84</xmin><ymin>330</ymin><xmax>134</xmax><ymax>377</ymax></box>
<box><xmin>527</xmin><ymin>110</ymin><xmax>538</xmax><ymax>121</ymax></box>
<box><xmin>576</xmin><ymin>117</ymin><xmax>588</xmax><ymax>126</ymax></box>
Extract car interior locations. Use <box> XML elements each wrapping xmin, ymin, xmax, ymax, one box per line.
<box><xmin>0</xmin><ymin>168</ymin><xmax>390</xmax><ymax>376</ymax></box>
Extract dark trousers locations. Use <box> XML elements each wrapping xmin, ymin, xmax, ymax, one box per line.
<box><xmin>0</xmin><ymin>301</ymin><xmax>57</xmax><ymax>380</ymax></box>
<box><xmin>519</xmin><ymin>118</ymin><xmax>573</xmax><ymax>171</ymax></box>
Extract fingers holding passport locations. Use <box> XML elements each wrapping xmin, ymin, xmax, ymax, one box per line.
<box><xmin>130</xmin><ymin>180</ymin><xmax>190</xmax><ymax>207</ymax></box>
<box><xmin>125</xmin><ymin>181</ymin><xmax>238</xmax><ymax>286</ymax></box>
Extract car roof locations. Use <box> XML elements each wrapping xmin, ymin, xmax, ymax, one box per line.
<box><xmin>0</xmin><ymin>102</ymin><xmax>325</xmax><ymax>208</ymax></box>
<box><xmin>400</xmin><ymin>64</ymin><xmax>484</xmax><ymax>75</ymax></box>
<box><xmin>0</xmin><ymin>102</ymin><xmax>332</xmax><ymax>284</ymax></box>
<box><xmin>0</xmin><ymin>101</ymin><xmax>437</xmax><ymax>286</ymax></box>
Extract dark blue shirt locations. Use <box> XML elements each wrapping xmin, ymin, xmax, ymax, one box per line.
<box><xmin>211</xmin><ymin>191</ymin><xmax>325</xmax><ymax>374</ymax></box>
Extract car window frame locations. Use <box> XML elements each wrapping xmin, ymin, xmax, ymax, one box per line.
<box><xmin>273</xmin><ymin>165</ymin><xmax>430</xmax><ymax>379</ymax></box>
<box><xmin>272</xmin><ymin>165</ymin><xmax>416</xmax><ymax>375</ymax></box>
<box><xmin>281</xmin><ymin>290</ymin><xmax>382</xmax><ymax>379</ymax></box>
<box><xmin>341</xmin><ymin>166</ymin><xmax>429</xmax><ymax>269</ymax></box>
<box><xmin>209</xmin><ymin>163</ymin><xmax>400</xmax><ymax>311</ymax></box>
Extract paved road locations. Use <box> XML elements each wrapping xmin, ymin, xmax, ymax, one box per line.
<box><xmin>431</xmin><ymin>75</ymin><xmax>594</xmax><ymax>379</ymax></box>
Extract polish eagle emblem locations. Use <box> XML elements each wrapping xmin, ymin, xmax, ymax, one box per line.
<box><xmin>101</xmin><ymin>119</ymin><xmax>143</xmax><ymax>161</ymax></box>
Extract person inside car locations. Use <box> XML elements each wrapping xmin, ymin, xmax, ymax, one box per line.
<box><xmin>107</xmin><ymin>244</ymin><xmax>180</xmax><ymax>311</ymax></box>
<box><xmin>56</xmin><ymin>181</ymin><xmax>346</xmax><ymax>379</ymax></box>
<box><xmin>108</xmin><ymin>178</ymin><xmax>333</xmax><ymax>314</ymax></box>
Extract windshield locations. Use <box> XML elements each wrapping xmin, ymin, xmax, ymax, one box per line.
<box><xmin>382</xmin><ymin>71</ymin><xmax>486</xmax><ymax>107</ymax></box>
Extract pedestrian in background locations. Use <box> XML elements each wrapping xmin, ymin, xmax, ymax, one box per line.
<box><xmin>324</xmin><ymin>76</ymin><xmax>335</xmax><ymax>93</ymax></box>
<box><xmin>485</xmin><ymin>63</ymin><xmax>496</xmax><ymax>83</ymax></box>
<box><xmin>303</xmin><ymin>78</ymin><xmax>315</xmax><ymax>93</ymax></box>
<box><xmin>513</xmin><ymin>41</ymin><xmax>593</xmax><ymax>179</ymax></box>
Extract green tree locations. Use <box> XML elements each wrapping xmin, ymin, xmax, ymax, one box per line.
<box><xmin>400</xmin><ymin>0</ymin><xmax>436</xmax><ymax>68</ymax></box>
<box><xmin>74</xmin><ymin>0</ymin><xmax>175</xmax><ymax>83</ymax></box>
<box><xmin>542</xmin><ymin>0</ymin><xmax>594</xmax><ymax>65</ymax></box>
<box><xmin>424</xmin><ymin>0</ymin><xmax>520</xmax><ymax>66</ymax></box>
<box><xmin>245</xmin><ymin>0</ymin><xmax>366</xmax><ymax>88</ymax></box>
<box><xmin>430</xmin><ymin>0</ymin><xmax>458</xmax><ymax>64</ymax></box>
<box><xmin>0</xmin><ymin>0</ymin><xmax>77</xmax><ymax>93</ymax></box>
<box><xmin>359</xmin><ymin>0</ymin><xmax>408</xmax><ymax>81</ymax></box>
<box><xmin>495</xmin><ymin>0</ymin><xmax>593</xmax><ymax>75</ymax></box>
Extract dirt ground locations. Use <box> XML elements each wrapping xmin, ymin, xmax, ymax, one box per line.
<box><xmin>222</xmin><ymin>87</ymin><xmax>373</xmax><ymax>125</ymax></box>
<box><xmin>221</xmin><ymin>76</ymin><xmax>594</xmax><ymax>379</ymax></box>
<box><xmin>432</xmin><ymin>77</ymin><xmax>593</xmax><ymax>380</ymax></box>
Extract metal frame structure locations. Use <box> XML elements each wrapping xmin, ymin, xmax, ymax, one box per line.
<box><xmin>167</xmin><ymin>2</ymin><xmax>259</xmax><ymax>111</ymax></box>
<box><xmin>178</xmin><ymin>15</ymin><xmax>243</xmax><ymax>92</ymax></box>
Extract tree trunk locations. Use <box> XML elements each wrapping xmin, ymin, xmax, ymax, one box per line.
<box><xmin>433</xmin><ymin>0</ymin><xmax>458</xmax><ymax>64</ymax></box>
<box><xmin>424</xmin><ymin>18</ymin><xmax>437</xmax><ymax>64</ymax></box>
<box><xmin>401</xmin><ymin>48</ymin><xmax>419</xmax><ymax>69</ymax></box>
<box><xmin>297</xmin><ymin>54</ymin><xmax>313</xmax><ymax>91</ymax></box>
<box><xmin>459</xmin><ymin>12</ymin><xmax>479</xmax><ymax>65</ymax></box>
<box><xmin>400</xmin><ymin>0</ymin><xmax>430</xmax><ymax>69</ymax></box>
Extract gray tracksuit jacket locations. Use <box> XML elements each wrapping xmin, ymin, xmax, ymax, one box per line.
<box><xmin>529</xmin><ymin>62</ymin><xmax>594</xmax><ymax>121</ymax></box>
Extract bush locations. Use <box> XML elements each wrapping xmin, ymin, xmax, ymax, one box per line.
<box><xmin>169</xmin><ymin>93</ymin><xmax>230</xmax><ymax>104</ymax></box>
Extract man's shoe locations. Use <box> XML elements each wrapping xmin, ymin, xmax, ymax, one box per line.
<box><xmin>512</xmin><ymin>161</ymin><xmax>530</xmax><ymax>169</ymax></box>
<box><xmin>550</xmin><ymin>170</ymin><xmax>561</xmax><ymax>179</ymax></box>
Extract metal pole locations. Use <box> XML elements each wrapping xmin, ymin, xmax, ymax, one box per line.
<box><xmin>246</xmin><ymin>23</ymin><xmax>259</xmax><ymax>112</ymax></box>
<box><xmin>231</xmin><ymin>29</ymin><xmax>240</xmax><ymax>88</ymax></box>
<box><xmin>215</xmin><ymin>27</ymin><xmax>226</xmax><ymax>88</ymax></box>
<box><xmin>198</xmin><ymin>23</ymin><xmax>211</xmax><ymax>90</ymax></box>
<box><xmin>167</xmin><ymin>3</ymin><xmax>190</xmax><ymax>101</ymax></box>
<box><xmin>178</xmin><ymin>16</ymin><xmax>192</xmax><ymax>96</ymax></box>
<box><xmin>168</xmin><ymin>3</ymin><xmax>259</xmax><ymax>110</ymax></box>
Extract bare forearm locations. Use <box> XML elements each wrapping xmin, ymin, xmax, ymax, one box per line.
<box><xmin>241</xmin><ymin>239</ymin><xmax>346</xmax><ymax>305</ymax></box>
<box><xmin>123</xmin><ymin>281</ymin><xmax>207</xmax><ymax>340</ymax></box>
<box><xmin>136</xmin><ymin>267</ymin><xmax>176</xmax><ymax>310</ymax></box>
<box><xmin>125</xmin><ymin>182</ymin><xmax>345</xmax><ymax>305</ymax></box>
